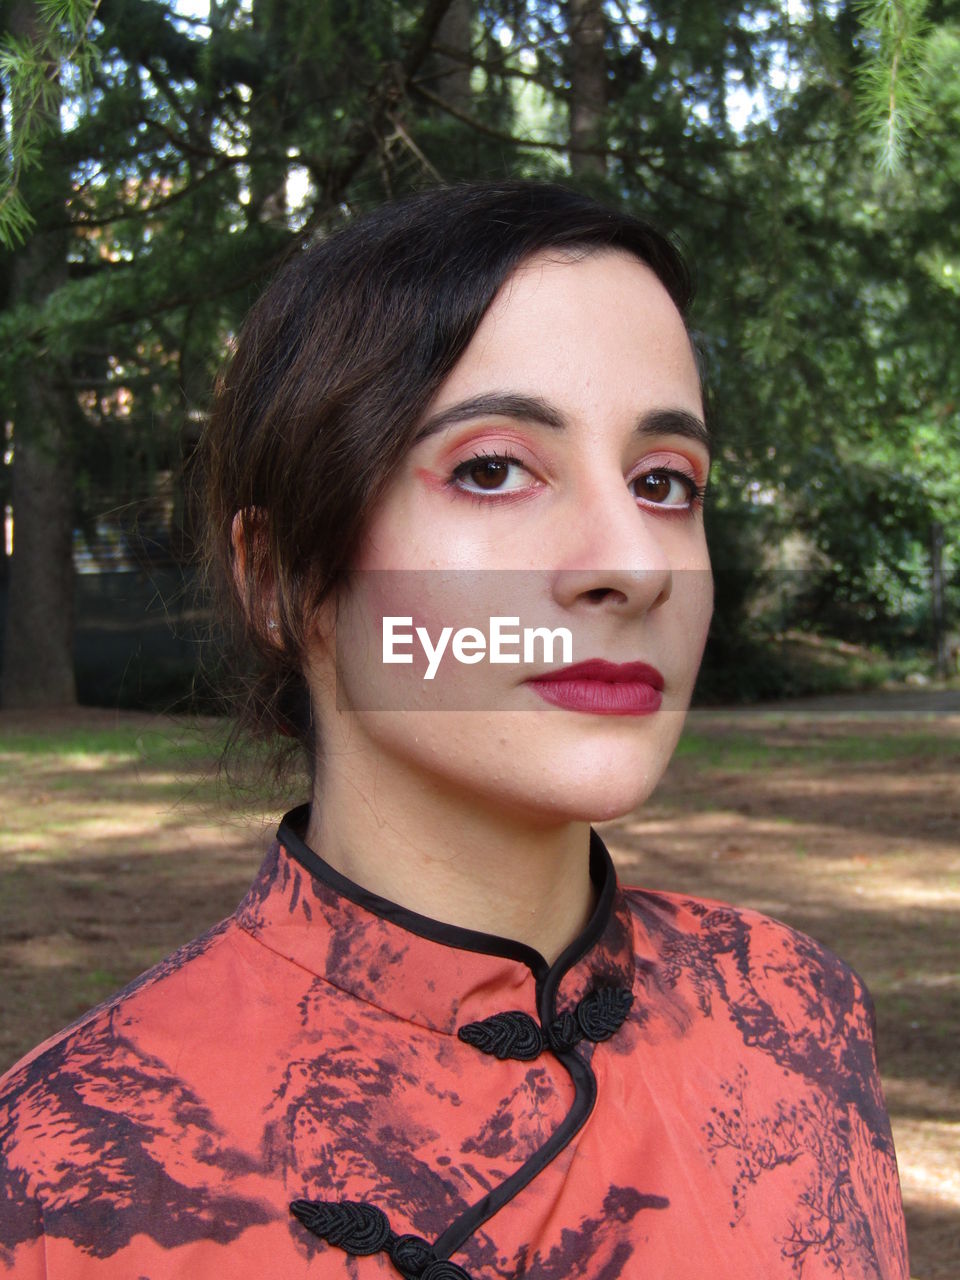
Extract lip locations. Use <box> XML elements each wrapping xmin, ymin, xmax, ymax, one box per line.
<box><xmin>524</xmin><ymin>658</ymin><xmax>664</xmax><ymax>716</ymax></box>
<box><xmin>528</xmin><ymin>658</ymin><xmax>664</xmax><ymax>688</ymax></box>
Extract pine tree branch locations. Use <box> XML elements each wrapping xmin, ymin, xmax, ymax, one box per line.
<box><xmin>854</xmin><ymin>0</ymin><xmax>933</xmax><ymax>172</ymax></box>
<box><xmin>56</xmin><ymin>155</ymin><xmax>238</xmax><ymax>229</ymax></box>
<box><xmin>410</xmin><ymin>81</ymin><xmax>612</xmax><ymax>160</ymax></box>
<box><xmin>301</xmin><ymin>0</ymin><xmax>460</xmax><ymax>214</ymax></box>
<box><xmin>0</xmin><ymin>0</ymin><xmax>102</xmax><ymax>246</ymax></box>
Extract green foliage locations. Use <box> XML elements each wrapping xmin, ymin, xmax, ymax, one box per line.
<box><xmin>1</xmin><ymin>0</ymin><xmax>959</xmax><ymax>709</ymax></box>
<box><xmin>0</xmin><ymin>0</ymin><xmax>101</xmax><ymax>246</ymax></box>
<box><xmin>854</xmin><ymin>0</ymin><xmax>933</xmax><ymax>173</ymax></box>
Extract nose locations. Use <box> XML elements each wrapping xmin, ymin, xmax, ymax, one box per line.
<box><xmin>549</xmin><ymin>474</ymin><xmax>673</xmax><ymax>617</ymax></box>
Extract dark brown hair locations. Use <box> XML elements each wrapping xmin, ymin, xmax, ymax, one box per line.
<box><xmin>199</xmin><ymin>179</ymin><xmax>698</xmax><ymax>773</ymax></box>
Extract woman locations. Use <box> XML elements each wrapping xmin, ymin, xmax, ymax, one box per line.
<box><xmin>0</xmin><ymin>181</ymin><xmax>909</xmax><ymax>1278</ymax></box>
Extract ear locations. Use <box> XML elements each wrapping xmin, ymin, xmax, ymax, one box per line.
<box><xmin>231</xmin><ymin>509</ymin><xmax>339</xmax><ymax>657</ymax></box>
<box><xmin>230</xmin><ymin>508</ymin><xmax>281</xmax><ymax>645</ymax></box>
<box><xmin>229</xmin><ymin>510</ymin><xmax>248</xmax><ymax>596</ymax></box>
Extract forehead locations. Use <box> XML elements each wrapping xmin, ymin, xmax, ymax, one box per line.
<box><xmin>439</xmin><ymin>247</ymin><xmax>702</xmax><ymax>413</ymax></box>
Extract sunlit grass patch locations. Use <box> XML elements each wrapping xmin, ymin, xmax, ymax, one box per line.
<box><xmin>0</xmin><ymin>720</ymin><xmax>230</xmax><ymax>769</ymax></box>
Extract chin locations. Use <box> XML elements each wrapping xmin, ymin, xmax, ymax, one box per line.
<box><xmin>511</xmin><ymin>788</ymin><xmax>658</xmax><ymax>828</ymax></box>
<box><xmin>348</xmin><ymin>709</ymin><xmax>675</xmax><ymax>825</ymax></box>
<box><xmin>555</xmin><ymin>781</ymin><xmax>661</xmax><ymax>824</ymax></box>
<box><xmin>459</xmin><ymin>759</ymin><xmax>666</xmax><ymax>827</ymax></box>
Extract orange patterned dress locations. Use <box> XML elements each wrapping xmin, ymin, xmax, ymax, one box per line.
<box><xmin>0</xmin><ymin>805</ymin><xmax>909</xmax><ymax>1278</ymax></box>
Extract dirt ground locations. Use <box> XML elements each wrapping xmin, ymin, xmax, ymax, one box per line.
<box><xmin>0</xmin><ymin>696</ymin><xmax>957</xmax><ymax>1279</ymax></box>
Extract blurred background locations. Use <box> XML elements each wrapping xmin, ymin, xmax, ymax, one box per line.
<box><xmin>0</xmin><ymin>0</ymin><xmax>958</xmax><ymax>711</ymax></box>
<box><xmin>0</xmin><ymin>3</ymin><xmax>958</xmax><ymax>1277</ymax></box>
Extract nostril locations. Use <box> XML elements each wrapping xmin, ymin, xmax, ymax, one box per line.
<box><xmin>585</xmin><ymin>588</ymin><xmax>612</xmax><ymax>602</ymax></box>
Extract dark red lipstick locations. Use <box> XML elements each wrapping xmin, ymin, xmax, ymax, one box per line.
<box><xmin>525</xmin><ymin>658</ymin><xmax>664</xmax><ymax>715</ymax></box>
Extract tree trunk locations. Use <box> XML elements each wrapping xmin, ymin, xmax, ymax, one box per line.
<box><xmin>432</xmin><ymin>0</ymin><xmax>473</xmax><ymax>115</ymax></box>
<box><xmin>0</xmin><ymin>0</ymin><xmax>76</xmax><ymax>708</ymax></box>
<box><xmin>249</xmin><ymin>0</ymin><xmax>289</xmax><ymax>226</ymax></box>
<box><xmin>567</xmin><ymin>0</ymin><xmax>607</xmax><ymax>177</ymax></box>
<box><xmin>1</xmin><ymin>372</ymin><xmax>76</xmax><ymax>708</ymax></box>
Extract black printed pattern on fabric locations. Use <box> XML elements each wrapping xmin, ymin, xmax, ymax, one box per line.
<box><xmin>458</xmin><ymin>986</ymin><xmax>634</xmax><ymax>1060</ymax></box>
<box><xmin>628</xmin><ymin>892</ymin><xmax>904</xmax><ymax>1278</ymax></box>
<box><xmin>0</xmin><ymin>927</ymin><xmax>269</xmax><ymax>1261</ymax></box>
<box><xmin>290</xmin><ymin>1200</ymin><xmax>474</xmax><ymax>1279</ymax></box>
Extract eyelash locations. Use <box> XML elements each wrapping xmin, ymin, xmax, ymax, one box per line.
<box><xmin>445</xmin><ymin>450</ymin><xmax>708</xmax><ymax>513</ymax></box>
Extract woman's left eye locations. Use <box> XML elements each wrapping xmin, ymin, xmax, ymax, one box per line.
<box><xmin>632</xmin><ymin>468</ymin><xmax>707</xmax><ymax>509</ymax></box>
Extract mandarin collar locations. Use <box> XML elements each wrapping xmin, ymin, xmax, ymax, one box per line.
<box><xmin>235</xmin><ymin>804</ymin><xmax>636</xmax><ymax>1037</ymax></box>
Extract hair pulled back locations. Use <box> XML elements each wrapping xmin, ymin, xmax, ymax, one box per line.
<box><xmin>199</xmin><ymin>179</ymin><xmax>697</xmax><ymax>771</ymax></box>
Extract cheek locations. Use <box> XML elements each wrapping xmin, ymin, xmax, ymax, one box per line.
<box><xmin>689</xmin><ymin>567</ymin><xmax>714</xmax><ymax>648</ymax></box>
<box><xmin>352</xmin><ymin>476</ymin><xmax>514</xmax><ymax>575</ymax></box>
<box><xmin>350</xmin><ymin>570</ymin><xmax>490</xmax><ymax>649</ymax></box>
<box><xmin>676</xmin><ymin>539</ymin><xmax>713</xmax><ymax>615</ymax></box>
<box><xmin>348</xmin><ymin>484</ymin><xmax>415</xmax><ymax>573</ymax></box>
<box><xmin>349</xmin><ymin>476</ymin><xmax>454</xmax><ymax>574</ymax></box>
<box><xmin>667</xmin><ymin>565</ymin><xmax>714</xmax><ymax>679</ymax></box>
<box><xmin>332</xmin><ymin>570</ymin><xmax>512</xmax><ymax>710</ymax></box>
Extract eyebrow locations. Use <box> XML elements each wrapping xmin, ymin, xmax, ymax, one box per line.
<box><xmin>411</xmin><ymin>392</ymin><xmax>712</xmax><ymax>462</ymax></box>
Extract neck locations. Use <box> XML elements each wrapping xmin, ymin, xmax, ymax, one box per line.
<box><xmin>304</xmin><ymin>747</ymin><xmax>597</xmax><ymax>966</ymax></box>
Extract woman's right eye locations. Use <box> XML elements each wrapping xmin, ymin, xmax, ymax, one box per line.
<box><xmin>446</xmin><ymin>451</ymin><xmax>532</xmax><ymax>497</ymax></box>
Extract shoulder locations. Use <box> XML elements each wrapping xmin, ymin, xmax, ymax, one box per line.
<box><xmin>617</xmin><ymin>891</ymin><xmax>908</xmax><ymax>1279</ymax></box>
<box><xmin>0</xmin><ymin>905</ymin><xmax>290</xmax><ymax>1273</ymax></box>
<box><xmin>621</xmin><ymin>884</ymin><xmax>884</xmax><ymax>1110</ymax></box>
<box><xmin>623</xmin><ymin>882</ymin><xmax>875</xmax><ymax>1017</ymax></box>
<box><xmin>1</xmin><ymin>912</ymin><xmax>236</xmax><ymax>1093</ymax></box>
<box><xmin>0</xmin><ymin>915</ymin><xmax>237</xmax><ymax>1248</ymax></box>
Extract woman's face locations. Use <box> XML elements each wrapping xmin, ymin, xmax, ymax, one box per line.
<box><xmin>307</xmin><ymin>247</ymin><xmax>714</xmax><ymax>823</ymax></box>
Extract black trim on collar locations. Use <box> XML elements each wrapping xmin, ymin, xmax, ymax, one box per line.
<box><xmin>538</xmin><ymin>822</ymin><xmax>618</xmax><ymax>1013</ymax></box>
<box><xmin>281</xmin><ymin>802</ymin><xmax>625</xmax><ymax>1273</ymax></box>
<box><xmin>276</xmin><ymin>803</ymin><xmax>617</xmax><ymax>991</ymax></box>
